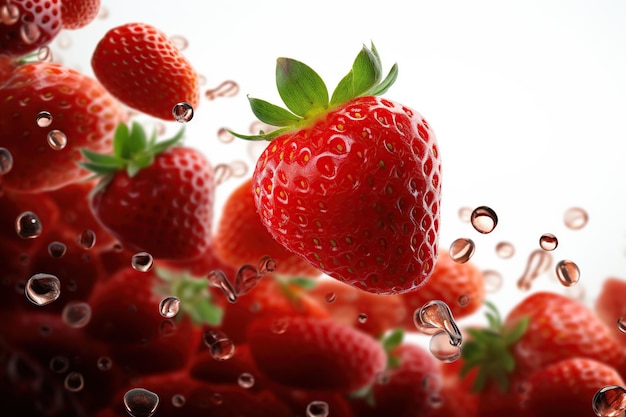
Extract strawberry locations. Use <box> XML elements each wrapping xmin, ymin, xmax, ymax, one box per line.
<box><xmin>81</xmin><ymin>122</ymin><xmax>214</xmax><ymax>261</ymax></box>
<box><xmin>60</xmin><ymin>0</ymin><xmax>100</xmax><ymax>30</ymax></box>
<box><xmin>231</xmin><ymin>43</ymin><xmax>441</xmax><ymax>295</ymax></box>
<box><xmin>214</xmin><ymin>177</ymin><xmax>321</xmax><ymax>278</ymax></box>
<box><xmin>595</xmin><ymin>277</ymin><xmax>626</xmax><ymax>347</ymax></box>
<box><xmin>0</xmin><ymin>62</ymin><xmax>126</xmax><ymax>193</ymax></box>
<box><xmin>522</xmin><ymin>358</ymin><xmax>625</xmax><ymax>417</ymax></box>
<box><xmin>91</xmin><ymin>22</ymin><xmax>200</xmax><ymax>121</ymax></box>
<box><xmin>246</xmin><ymin>316</ymin><xmax>387</xmax><ymax>392</ymax></box>
<box><xmin>0</xmin><ymin>0</ymin><xmax>62</xmax><ymax>57</ymax></box>
<box><xmin>400</xmin><ymin>249</ymin><xmax>486</xmax><ymax>330</ymax></box>
<box><xmin>0</xmin><ymin>55</ymin><xmax>17</xmax><ymax>86</ymax></box>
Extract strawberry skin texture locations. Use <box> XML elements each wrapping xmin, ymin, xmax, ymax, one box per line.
<box><xmin>60</xmin><ymin>0</ymin><xmax>100</xmax><ymax>29</ymax></box>
<box><xmin>0</xmin><ymin>62</ymin><xmax>125</xmax><ymax>192</ymax></box>
<box><xmin>0</xmin><ymin>0</ymin><xmax>62</xmax><ymax>57</ymax></box>
<box><xmin>90</xmin><ymin>146</ymin><xmax>214</xmax><ymax>261</ymax></box>
<box><xmin>91</xmin><ymin>22</ymin><xmax>199</xmax><ymax>120</ymax></box>
<box><xmin>254</xmin><ymin>96</ymin><xmax>441</xmax><ymax>295</ymax></box>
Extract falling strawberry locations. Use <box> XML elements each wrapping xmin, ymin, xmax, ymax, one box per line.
<box><xmin>80</xmin><ymin>121</ymin><xmax>214</xmax><ymax>261</ymax></box>
<box><xmin>91</xmin><ymin>22</ymin><xmax>200</xmax><ymax>120</ymax></box>
<box><xmin>232</xmin><ymin>43</ymin><xmax>441</xmax><ymax>295</ymax></box>
<box><xmin>0</xmin><ymin>0</ymin><xmax>62</xmax><ymax>57</ymax></box>
<box><xmin>60</xmin><ymin>0</ymin><xmax>101</xmax><ymax>30</ymax></box>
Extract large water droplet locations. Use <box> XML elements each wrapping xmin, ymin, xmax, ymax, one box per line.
<box><xmin>37</xmin><ymin>46</ymin><xmax>53</xmax><ymax>62</ymax></box>
<box><xmin>449</xmin><ymin>238</ymin><xmax>475</xmax><ymax>263</ymax></box>
<box><xmin>238</xmin><ymin>372</ymin><xmax>255</xmax><ymax>389</ymax></box>
<box><xmin>617</xmin><ymin>316</ymin><xmax>626</xmax><ymax>334</ymax></box>
<box><xmin>159</xmin><ymin>296</ymin><xmax>181</xmax><ymax>318</ymax></box>
<box><xmin>234</xmin><ymin>264</ymin><xmax>262</xmax><ymax>296</ymax></box>
<box><xmin>19</xmin><ymin>21</ymin><xmax>41</xmax><ymax>44</ymax></box>
<box><xmin>64</xmin><ymin>372</ymin><xmax>84</xmax><ymax>392</ymax></box>
<box><xmin>172</xmin><ymin>102</ymin><xmax>194</xmax><ymax>123</ymax></box>
<box><xmin>555</xmin><ymin>259</ymin><xmax>580</xmax><ymax>287</ymax></box>
<box><xmin>539</xmin><ymin>233</ymin><xmax>558</xmax><ymax>251</ymax></box>
<box><xmin>429</xmin><ymin>330</ymin><xmax>461</xmax><ymax>362</ymax></box>
<box><xmin>77</xmin><ymin>229</ymin><xmax>96</xmax><ymax>249</ymax></box>
<box><xmin>495</xmin><ymin>241</ymin><xmax>515</xmax><ymax>259</ymax></box>
<box><xmin>123</xmin><ymin>388</ymin><xmax>159</xmax><ymax>417</ymax></box>
<box><xmin>203</xmin><ymin>330</ymin><xmax>235</xmax><ymax>361</ymax></box>
<box><xmin>25</xmin><ymin>273</ymin><xmax>61</xmax><ymax>306</ymax></box>
<box><xmin>306</xmin><ymin>400</ymin><xmax>330</xmax><ymax>417</ymax></box>
<box><xmin>131</xmin><ymin>252</ymin><xmax>154</xmax><ymax>272</ymax></box>
<box><xmin>16</xmin><ymin>211</ymin><xmax>43</xmax><ymax>239</ymax></box>
<box><xmin>205</xmin><ymin>80</ymin><xmax>239</xmax><ymax>100</ymax></box>
<box><xmin>592</xmin><ymin>385</ymin><xmax>626</xmax><ymax>417</ymax></box>
<box><xmin>0</xmin><ymin>147</ymin><xmax>13</xmax><ymax>175</ymax></box>
<box><xmin>470</xmin><ymin>206</ymin><xmax>498</xmax><ymax>234</ymax></box>
<box><xmin>0</xmin><ymin>3</ymin><xmax>20</xmax><ymax>25</ymax></box>
<box><xmin>207</xmin><ymin>270</ymin><xmax>237</xmax><ymax>303</ymax></box>
<box><xmin>47</xmin><ymin>130</ymin><xmax>67</xmax><ymax>150</ymax></box>
<box><xmin>416</xmin><ymin>300</ymin><xmax>462</xmax><ymax>347</ymax></box>
<box><xmin>564</xmin><ymin>207</ymin><xmax>588</xmax><ymax>230</ymax></box>
<box><xmin>48</xmin><ymin>241</ymin><xmax>67</xmax><ymax>258</ymax></box>
<box><xmin>517</xmin><ymin>249</ymin><xmax>552</xmax><ymax>291</ymax></box>
<box><xmin>36</xmin><ymin>111</ymin><xmax>53</xmax><ymax>127</ymax></box>
<box><xmin>62</xmin><ymin>301</ymin><xmax>92</xmax><ymax>328</ymax></box>
<box><xmin>258</xmin><ymin>255</ymin><xmax>277</xmax><ymax>275</ymax></box>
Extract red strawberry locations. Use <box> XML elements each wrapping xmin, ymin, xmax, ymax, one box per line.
<box><xmin>0</xmin><ymin>0</ymin><xmax>62</xmax><ymax>57</ymax></box>
<box><xmin>91</xmin><ymin>22</ymin><xmax>200</xmax><ymax>121</ymax></box>
<box><xmin>595</xmin><ymin>277</ymin><xmax>626</xmax><ymax>347</ymax></box>
<box><xmin>82</xmin><ymin>122</ymin><xmax>214</xmax><ymax>261</ymax></box>
<box><xmin>522</xmin><ymin>358</ymin><xmax>625</xmax><ymax>417</ymax></box>
<box><xmin>0</xmin><ymin>62</ymin><xmax>126</xmax><ymax>193</ymax></box>
<box><xmin>60</xmin><ymin>0</ymin><xmax>100</xmax><ymax>29</ymax></box>
<box><xmin>214</xmin><ymin>177</ymin><xmax>321</xmax><ymax>278</ymax></box>
<box><xmin>400</xmin><ymin>249</ymin><xmax>486</xmax><ymax>330</ymax></box>
<box><xmin>246</xmin><ymin>316</ymin><xmax>386</xmax><ymax>392</ymax></box>
<box><xmin>232</xmin><ymin>43</ymin><xmax>441</xmax><ymax>295</ymax></box>
<box><xmin>0</xmin><ymin>55</ymin><xmax>17</xmax><ymax>86</ymax></box>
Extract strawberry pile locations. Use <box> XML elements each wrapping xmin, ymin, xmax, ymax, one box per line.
<box><xmin>2</xmin><ymin>3</ymin><xmax>626</xmax><ymax>417</ymax></box>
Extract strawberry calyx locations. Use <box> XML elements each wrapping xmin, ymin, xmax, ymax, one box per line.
<box><xmin>79</xmin><ymin>121</ymin><xmax>184</xmax><ymax>179</ymax></box>
<box><xmin>460</xmin><ymin>300</ymin><xmax>529</xmax><ymax>393</ymax></box>
<box><xmin>230</xmin><ymin>42</ymin><xmax>398</xmax><ymax>141</ymax></box>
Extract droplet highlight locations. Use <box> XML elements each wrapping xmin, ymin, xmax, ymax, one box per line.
<box><xmin>48</xmin><ymin>241</ymin><xmax>67</xmax><ymax>258</ymax></box>
<box><xmin>207</xmin><ymin>270</ymin><xmax>237</xmax><ymax>303</ymax></box>
<box><xmin>15</xmin><ymin>211</ymin><xmax>43</xmax><ymax>239</ymax></box>
<box><xmin>205</xmin><ymin>80</ymin><xmax>239</xmax><ymax>100</ymax></box>
<box><xmin>415</xmin><ymin>300</ymin><xmax>462</xmax><ymax>348</ymax></box>
<box><xmin>131</xmin><ymin>252</ymin><xmax>154</xmax><ymax>272</ymax></box>
<box><xmin>564</xmin><ymin>207</ymin><xmax>588</xmax><ymax>230</ymax></box>
<box><xmin>429</xmin><ymin>330</ymin><xmax>461</xmax><ymax>362</ymax></box>
<box><xmin>234</xmin><ymin>264</ymin><xmax>262</xmax><ymax>296</ymax></box>
<box><xmin>495</xmin><ymin>241</ymin><xmax>515</xmax><ymax>259</ymax></box>
<box><xmin>258</xmin><ymin>256</ymin><xmax>277</xmax><ymax>275</ymax></box>
<box><xmin>64</xmin><ymin>372</ymin><xmax>84</xmax><ymax>392</ymax></box>
<box><xmin>306</xmin><ymin>400</ymin><xmax>330</xmax><ymax>417</ymax></box>
<box><xmin>172</xmin><ymin>102</ymin><xmax>194</xmax><ymax>123</ymax></box>
<box><xmin>238</xmin><ymin>372</ymin><xmax>255</xmax><ymax>389</ymax></box>
<box><xmin>449</xmin><ymin>238</ymin><xmax>475</xmax><ymax>263</ymax></box>
<box><xmin>592</xmin><ymin>385</ymin><xmax>626</xmax><ymax>417</ymax></box>
<box><xmin>25</xmin><ymin>273</ymin><xmax>61</xmax><ymax>306</ymax></box>
<box><xmin>78</xmin><ymin>229</ymin><xmax>96</xmax><ymax>249</ymax></box>
<box><xmin>123</xmin><ymin>388</ymin><xmax>159</xmax><ymax>417</ymax></box>
<box><xmin>555</xmin><ymin>259</ymin><xmax>580</xmax><ymax>287</ymax></box>
<box><xmin>470</xmin><ymin>206</ymin><xmax>498</xmax><ymax>234</ymax></box>
<box><xmin>517</xmin><ymin>249</ymin><xmax>553</xmax><ymax>291</ymax></box>
<box><xmin>47</xmin><ymin>130</ymin><xmax>67</xmax><ymax>150</ymax></box>
<box><xmin>62</xmin><ymin>301</ymin><xmax>92</xmax><ymax>328</ymax></box>
<box><xmin>203</xmin><ymin>330</ymin><xmax>235</xmax><ymax>361</ymax></box>
<box><xmin>0</xmin><ymin>147</ymin><xmax>13</xmax><ymax>175</ymax></box>
<box><xmin>36</xmin><ymin>111</ymin><xmax>53</xmax><ymax>127</ymax></box>
<box><xmin>159</xmin><ymin>296</ymin><xmax>181</xmax><ymax>318</ymax></box>
<box><xmin>539</xmin><ymin>233</ymin><xmax>558</xmax><ymax>251</ymax></box>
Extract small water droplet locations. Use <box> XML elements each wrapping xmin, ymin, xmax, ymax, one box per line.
<box><xmin>16</xmin><ymin>211</ymin><xmax>43</xmax><ymax>239</ymax></box>
<box><xmin>483</xmin><ymin>270</ymin><xmax>503</xmax><ymax>293</ymax></box>
<box><xmin>37</xmin><ymin>46</ymin><xmax>53</xmax><ymax>62</ymax></box>
<box><xmin>564</xmin><ymin>207</ymin><xmax>588</xmax><ymax>230</ymax></box>
<box><xmin>207</xmin><ymin>270</ymin><xmax>237</xmax><ymax>303</ymax></box>
<box><xmin>0</xmin><ymin>4</ymin><xmax>20</xmax><ymax>25</ymax></box>
<box><xmin>159</xmin><ymin>319</ymin><xmax>176</xmax><ymax>336</ymax></box>
<box><xmin>19</xmin><ymin>21</ymin><xmax>41</xmax><ymax>44</ymax></box>
<box><xmin>257</xmin><ymin>256</ymin><xmax>277</xmax><ymax>275</ymax></box>
<box><xmin>36</xmin><ymin>111</ymin><xmax>53</xmax><ymax>127</ymax></box>
<box><xmin>357</xmin><ymin>313</ymin><xmax>368</xmax><ymax>324</ymax></box>
<box><xmin>47</xmin><ymin>241</ymin><xmax>67</xmax><ymax>258</ymax></box>
<box><xmin>271</xmin><ymin>317</ymin><xmax>290</xmax><ymax>334</ymax></box>
<box><xmin>217</xmin><ymin>127</ymin><xmax>235</xmax><ymax>143</ymax></box>
<box><xmin>205</xmin><ymin>80</ymin><xmax>239</xmax><ymax>100</ymax></box>
<box><xmin>449</xmin><ymin>238</ymin><xmax>475</xmax><ymax>263</ymax></box>
<box><xmin>229</xmin><ymin>160</ymin><xmax>249</xmax><ymax>178</ymax></box>
<box><xmin>62</xmin><ymin>301</ymin><xmax>92</xmax><ymax>328</ymax></box>
<box><xmin>169</xmin><ymin>35</ymin><xmax>188</xmax><ymax>50</ymax></box>
<box><xmin>415</xmin><ymin>300</ymin><xmax>462</xmax><ymax>347</ymax></box>
<box><xmin>131</xmin><ymin>252</ymin><xmax>154</xmax><ymax>272</ymax></box>
<box><xmin>124</xmin><ymin>388</ymin><xmax>159</xmax><ymax>417</ymax></box>
<box><xmin>159</xmin><ymin>296</ymin><xmax>180</xmax><ymax>318</ymax></box>
<box><xmin>429</xmin><ymin>330</ymin><xmax>461</xmax><ymax>362</ymax></box>
<box><xmin>77</xmin><ymin>229</ymin><xmax>96</xmax><ymax>249</ymax></box>
<box><xmin>171</xmin><ymin>394</ymin><xmax>186</xmax><ymax>408</ymax></box>
<box><xmin>458</xmin><ymin>294</ymin><xmax>470</xmax><ymax>306</ymax></box>
<box><xmin>517</xmin><ymin>249</ymin><xmax>552</xmax><ymax>291</ymax></box>
<box><xmin>97</xmin><ymin>6</ymin><xmax>109</xmax><ymax>19</ymax></box>
<box><xmin>470</xmin><ymin>206</ymin><xmax>498</xmax><ymax>234</ymax></box>
<box><xmin>238</xmin><ymin>372</ymin><xmax>255</xmax><ymax>389</ymax></box>
<box><xmin>234</xmin><ymin>264</ymin><xmax>262</xmax><ymax>296</ymax></box>
<box><xmin>55</xmin><ymin>32</ymin><xmax>72</xmax><ymax>49</ymax></box>
<box><xmin>458</xmin><ymin>206</ymin><xmax>472</xmax><ymax>223</ymax></box>
<box><xmin>325</xmin><ymin>292</ymin><xmax>336</xmax><ymax>303</ymax></box>
<box><xmin>172</xmin><ymin>102</ymin><xmax>194</xmax><ymax>123</ymax></box>
<box><xmin>539</xmin><ymin>233</ymin><xmax>558</xmax><ymax>251</ymax></box>
<box><xmin>64</xmin><ymin>372</ymin><xmax>84</xmax><ymax>392</ymax></box>
<box><xmin>306</xmin><ymin>400</ymin><xmax>330</xmax><ymax>417</ymax></box>
<box><xmin>97</xmin><ymin>356</ymin><xmax>113</xmax><ymax>371</ymax></box>
<box><xmin>47</xmin><ymin>130</ymin><xmax>67</xmax><ymax>150</ymax></box>
<box><xmin>213</xmin><ymin>164</ymin><xmax>233</xmax><ymax>185</ymax></box>
<box><xmin>592</xmin><ymin>385</ymin><xmax>626</xmax><ymax>417</ymax></box>
<box><xmin>618</xmin><ymin>316</ymin><xmax>626</xmax><ymax>334</ymax></box>
<box><xmin>495</xmin><ymin>241</ymin><xmax>515</xmax><ymax>259</ymax></box>
<box><xmin>49</xmin><ymin>356</ymin><xmax>69</xmax><ymax>373</ymax></box>
<box><xmin>210</xmin><ymin>392</ymin><xmax>223</xmax><ymax>405</ymax></box>
<box><xmin>555</xmin><ymin>259</ymin><xmax>580</xmax><ymax>287</ymax></box>
<box><xmin>203</xmin><ymin>330</ymin><xmax>235</xmax><ymax>361</ymax></box>
<box><xmin>25</xmin><ymin>273</ymin><xmax>60</xmax><ymax>306</ymax></box>
<box><xmin>0</xmin><ymin>147</ymin><xmax>13</xmax><ymax>175</ymax></box>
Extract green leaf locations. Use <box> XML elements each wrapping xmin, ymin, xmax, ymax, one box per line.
<box><xmin>287</xmin><ymin>277</ymin><xmax>318</xmax><ymax>290</ymax></box>
<box><xmin>80</xmin><ymin>149</ymin><xmax>124</xmax><ymax>167</ymax></box>
<box><xmin>503</xmin><ymin>316</ymin><xmax>530</xmax><ymax>345</ymax></box>
<box><xmin>276</xmin><ymin>57</ymin><xmax>329</xmax><ymax>117</ymax></box>
<box><xmin>248</xmin><ymin>97</ymin><xmax>301</xmax><ymax>127</ymax></box>
<box><xmin>127</xmin><ymin>121</ymin><xmax>148</xmax><ymax>155</ymax></box>
<box><xmin>381</xmin><ymin>328</ymin><xmax>404</xmax><ymax>352</ymax></box>
<box><xmin>77</xmin><ymin>162</ymin><xmax>119</xmax><ymax>176</ymax></box>
<box><xmin>112</xmin><ymin>122</ymin><xmax>130</xmax><ymax>159</ymax></box>
<box><xmin>228</xmin><ymin>126</ymin><xmax>292</xmax><ymax>142</ymax></box>
<box><xmin>188</xmin><ymin>299</ymin><xmax>223</xmax><ymax>326</ymax></box>
<box><xmin>330</xmin><ymin>45</ymin><xmax>382</xmax><ymax>106</ymax></box>
<box><xmin>152</xmin><ymin>127</ymin><xmax>185</xmax><ymax>155</ymax></box>
<box><xmin>367</xmin><ymin>63</ymin><xmax>398</xmax><ymax>96</ymax></box>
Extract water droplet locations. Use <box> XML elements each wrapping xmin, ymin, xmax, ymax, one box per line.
<box><xmin>592</xmin><ymin>385</ymin><xmax>626</xmax><ymax>417</ymax></box>
<box><xmin>457</xmin><ymin>206</ymin><xmax>472</xmax><ymax>223</ymax></box>
<box><xmin>77</xmin><ymin>229</ymin><xmax>96</xmax><ymax>249</ymax></box>
<box><xmin>37</xmin><ymin>46</ymin><xmax>53</xmax><ymax>62</ymax></box>
<box><xmin>97</xmin><ymin>6</ymin><xmax>109</xmax><ymax>19</ymax></box>
<box><xmin>19</xmin><ymin>21</ymin><xmax>41</xmax><ymax>44</ymax></box>
<box><xmin>564</xmin><ymin>207</ymin><xmax>588</xmax><ymax>230</ymax></box>
<box><xmin>159</xmin><ymin>319</ymin><xmax>176</xmax><ymax>336</ymax></box>
<box><xmin>47</xmin><ymin>130</ymin><xmax>67</xmax><ymax>150</ymax></box>
<box><xmin>203</xmin><ymin>330</ymin><xmax>235</xmax><ymax>361</ymax></box>
<box><xmin>0</xmin><ymin>147</ymin><xmax>13</xmax><ymax>175</ymax></box>
<box><xmin>64</xmin><ymin>372</ymin><xmax>84</xmax><ymax>392</ymax></box>
<box><xmin>258</xmin><ymin>256</ymin><xmax>277</xmax><ymax>275</ymax></box>
<box><xmin>449</xmin><ymin>238</ymin><xmax>475</xmax><ymax>263</ymax></box>
<box><xmin>458</xmin><ymin>294</ymin><xmax>470</xmax><ymax>306</ymax></box>
<box><xmin>97</xmin><ymin>356</ymin><xmax>113</xmax><ymax>371</ymax></box>
<box><xmin>55</xmin><ymin>32</ymin><xmax>72</xmax><ymax>49</ymax></box>
<box><xmin>207</xmin><ymin>270</ymin><xmax>237</xmax><ymax>303</ymax></box>
<box><xmin>217</xmin><ymin>127</ymin><xmax>235</xmax><ymax>143</ymax></box>
<box><xmin>36</xmin><ymin>111</ymin><xmax>53</xmax><ymax>127</ymax></box>
<box><xmin>555</xmin><ymin>259</ymin><xmax>580</xmax><ymax>287</ymax></box>
<box><xmin>159</xmin><ymin>296</ymin><xmax>181</xmax><ymax>318</ymax></box>
<box><xmin>325</xmin><ymin>292</ymin><xmax>336</xmax><ymax>303</ymax></box>
<box><xmin>25</xmin><ymin>273</ymin><xmax>60</xmax><ymax>306</ymax></box>
<box><xmin>124</xmin><ymin>388</ymin><xmax>159</xmax><ymax>417</ymax></box>
<box><xmin>470</xmin><ymin>206</ymin><xmax>498</xmax><ymax>234</ymax></box>
<box><xmin>429</xmin><ymin>330</ymin><xmax>461</xmax><ymax>362</ymax></box>
<box><xmin>16</xmin><ymin>211</ymin><xmax>43</xmax><ymax>239</ymax></box>
<box><xmin>483</xmin><ymin>270</ymin><xmax>503</xmax><ymax>293</ymax></box>
<box><xmin>517</xmin><ymin>249</ymin><xmax>552</xmax><ymax>291</ymax></box>
<box><xmin>234</xmin><ymin>264</ymin><xmax>262</xmax><ymax>296</ymax></box>
<box><xmin>47</xmin><ymin>241</ymin><xmax>67</xmax><ymax>258</ymax></box>
<box><xmin>415</xmin><ymin>300</ymin><xmax>462</xmax><ymax>347</ymax></box>
<box><xmin>238</xmin><ymin>372</ymin><xmax>255</xmax><ymax>389</ymax></box>
<box><xmin>0</xmin><ymin>4</ymin><xmax>20</xmax><ymax>25</ymax></box>
<box><xmin>169</xmin><ymin>35</ymin><xmax>188</xmax><ymax>51</ymax></box>
<box><xmin>539</xmin><ymin>233</ymin><xmax>558</xmax><ymax>251</ymax></box>
<box><xmin>213</xmin><ymin>164</ymin><xmax>233</xmax><ymax>185</ymax></box>
<box><xmin>210</xmin><ymin>392</ymin><xmax>223</xmax><ymax>405</ymax></box>
<box><xmin>306</xmin><ymin>400</ymin><xmax>330</xmax><ymax>417</ymax></box>
<box><xmin>618</xmin><ymin>316</ymin><xmax>626</xmax><ymax>334</ymax></box>
<box><xmin>171</xmin><ymin>394</ymin><xmax>186</xmax><ymax>408</ymax></box>
<box><xmin>49</xmin><ymin>356</ymin><xmax>69</xmax><ymax>373</ymax></box>
<box><xmin>271</xmin><ymin>317</ymin><xmax>290</xmax><ymax>334</ymax></box>
<box><xmin>495</xmin><ymin>241</ymin><xmax>515</xmax><ymax>259</ymax></box>
<box><xmin>172</xmin><ymin>102</ymin><xmax>194</xmax><ymax>123</ymax></box>
<box><xmin>131</xmin><ymin>252</ymin><xmax>154</xmax><ymax>272</ymax></box>
<box><xmin>205</xmin><ymin>80</ymin><xmax>239</xmax><ymax>100</ymax></box>
<box><xmin>358</xmin><ymin>313</ymin><xmax>368</xmax><ymax>324</ymax></box>
<box><xmin>62</xmin><ymin>301</ymin><xmax>92</xmax><ymax>328</ymax></box>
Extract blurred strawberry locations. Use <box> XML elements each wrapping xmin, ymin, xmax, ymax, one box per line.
<box><xmin>60</xmin><ymin>0</ymin><xmax>100</xmax><ymax>29</ymax></box>
<box><xmin>595</xmin><ymin>277</ymin><xmax>626</xmax><ymax>346</ymax></box>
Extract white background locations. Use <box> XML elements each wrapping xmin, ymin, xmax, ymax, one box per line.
<box><xmin>56</xmin><ymin>0</ymin><xmax>626</xmax><ymax>323</ymax></box>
